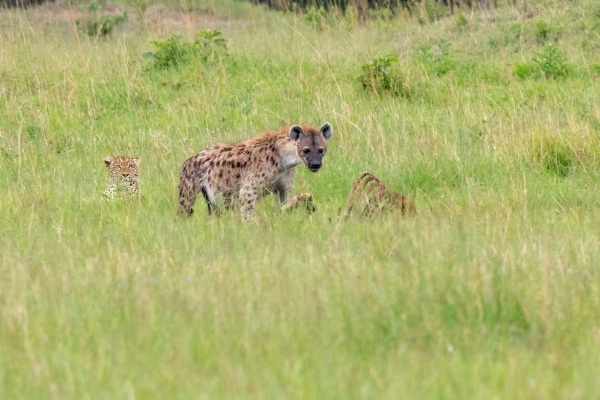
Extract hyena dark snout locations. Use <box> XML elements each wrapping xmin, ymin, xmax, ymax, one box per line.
<box><xmin>290</xmin><ymin>122</ymin><xmax>332</xmax><ymax>173</ymax></box>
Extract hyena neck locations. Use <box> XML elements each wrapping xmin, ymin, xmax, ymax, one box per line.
<box><xmin>278</xmin><ymin>139</ymin><xmax>303</xmax><ymax>170</ymax></box>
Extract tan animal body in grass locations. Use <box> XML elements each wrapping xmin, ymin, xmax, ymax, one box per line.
<box><xmin>103</xmin><ymin>156</ymin><xmax>141</xmax><ymax>200</ymax></box>
<box><xmin>342</xmin><ymin>172</ymin><xmax>417</xmax><ymax>218</ymax></box>
<box><xmin>177</xmin><ymin>123</ymin><xmax>332</xmax><ymax>218</ymax></box>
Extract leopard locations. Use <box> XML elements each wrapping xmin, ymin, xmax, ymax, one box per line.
<box><xmin>103</xmin><ymin>156</ymin><xmax>141</xmax><ymax>200</ymax></box>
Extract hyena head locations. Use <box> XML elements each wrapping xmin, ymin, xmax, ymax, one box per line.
<box><xmin>289</xmin><ymin>122</ymin><xmax>332</xmax><ymax>173</ymax></box>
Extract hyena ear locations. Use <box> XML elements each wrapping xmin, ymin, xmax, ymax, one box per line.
<box><xmin>104</xmin><ymin>157</ymin><xmax>113</xmax><ymax>168</ymax></box>
<box><xmin>133</xmin><ymin>157</ymin><xmax>141</xmax><ymax>166</ymax></box>
<box><xmin>289</xmin><ymin>125</ymin><xmax>304</xmax><ymax>142</ymax></box>
<box><xmin>320</xmin><ymin>122</ymin><xmax>332</xmax><ymax>141</ymax></box>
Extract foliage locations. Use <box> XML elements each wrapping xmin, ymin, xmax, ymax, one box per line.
<box><xmin>534</xmin><ymin>136</ymin><xmax>575</xmax><ymax>178</ymax></box>
<box><xmin>143</xmin><ymin>30</ymin><xmax>227</xmax><ymax>69</ymax></box>
<box><xmin>304</xmin><ymin>5</ymin><xmax>327</xmax><ymax>30</ymax></box>
<box><xmin>455</xmin><ymin>12</ymin><xmax>467</xmax><ymax>27</ymax></box>
<box><xmin>534</xmin><ymin>18</ymin><xmax>551</xmax><ymax>42</ymax></box>
<box><xmin>76</xmin><ymin>2</ymin><xmax>128</xmax><ymax>37</ymax></box>
<box><xmin>416</xmin><ymin>39</ymin><xmax>454</xmax><ymax>76</ymax></box>
<box><xmin>514</xmin><ymin>44</ymin><xmax>571</xmax><ymax>79</ymax></box>
<box><xmin>343</xmin><ymin>4</ymin><xmax>358</xmax><ymax>28</ymax></box>
<box><xmin>368</xmin><ymin>8</ymin><xmax>393</xmax><ymax>21</ymax></box>
<box><xmin>533</xmin><ymin>44</ymin><xmax>570</xmax><ymax>78</ymax></box>
<box><xmin>197</xmin><ymin>29</ymin><xmax>227</xmax><ymax>55</ymax></box>
<box><xmin>417</xmin><ymin>0</ymin><xmax>446</xmax><ymax>24</ymax></box>
<box><xmin>359</xmin><ymin>52</ymin><xmax>408</xmax><ymax>97</ymax></box>
<box><xmin>513</xmin><ymin>62</ymin><xmax>539</xmax><ymax>79</ymax></box>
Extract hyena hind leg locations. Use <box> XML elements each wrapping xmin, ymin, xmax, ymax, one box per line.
<box><xmin>177</xmin><ymin>180</ymin><xmax>202</xmax><ymax>217</ymax></box>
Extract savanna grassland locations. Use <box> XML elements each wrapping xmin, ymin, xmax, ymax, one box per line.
<box><xmin>2</xmin><ymin>0</ymin><xmax>600</xmax><ymax>397</ymax></box>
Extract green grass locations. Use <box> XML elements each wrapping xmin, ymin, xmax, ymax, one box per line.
<box><xmin>2</xmin><ymin>0</ymin><xmax>600</xmax><ymax>398</ymax></box>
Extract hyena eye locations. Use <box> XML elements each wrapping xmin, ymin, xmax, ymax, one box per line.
<box><xmin>302</xmin><ymin>148</ymin><xmax>310</xmax><ymax>155</ymax></box>
<box><xmin>318</xmin><ymin>148</ymin><xmax>324</xmax><ymax>154</ymax></box>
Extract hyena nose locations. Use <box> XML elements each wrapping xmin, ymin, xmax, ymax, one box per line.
<box><xmin>308</xmin><ymin>162</ymin><xmax>321</xmax><ymax>171</ymax></box>
<box><xmin>122</xmin><ymin>173</ymin><xmax>129</xmax><ymax>178</ymax></box>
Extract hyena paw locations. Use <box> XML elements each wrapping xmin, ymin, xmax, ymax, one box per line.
<box><xmin>282</xmin><ymin>193</ymin><xmax>316</xmax><ymax>213</ymax></box>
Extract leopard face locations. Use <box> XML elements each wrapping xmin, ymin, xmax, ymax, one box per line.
<box><xmin>103</xmin><ymin>156</ymin><xmax>141</xmax><ymax>200</ymax></box>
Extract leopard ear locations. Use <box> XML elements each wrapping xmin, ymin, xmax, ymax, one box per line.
<box><xmin>133</xmin><ymin>157</ymin><xmax>141</xmax><ymax>166</ymax></box>
<box><xmin>104</xmin><ymin>157</ymin><xmax>113</xmax><ymax>168</ymax></box>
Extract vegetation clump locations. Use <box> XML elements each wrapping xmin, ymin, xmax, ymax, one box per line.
<box><xmin>455</xmin><ymin>12</ymin><xmax>467</xmax><ymax>27</ymax></box>
<box><xmin>534</xmin><ymin>136</ymin><xmax>576</xmax><ymax>178</ymax></box>
<box><xmin>416</xmin><ymin>39</ymin><xmax>454</xmax><ymax>76</ymax></box>
<box><xmin>514</xmin><ymin>44</ymin><xmax>572</xmax><ymax>79</ymax></box>
<box><xmin>304</xmin><ymin>5</ymin><xmax>327</xmax><ymax>30</ymax></box>
<box><xmin>76</xmin><ymin>1</ymin><xmax>128</xmax><ymax>37</ymax></box>
<box><xmin>143</xmin><ymin>29</ymin><xmax>227</xmax><ymax>69</ymax></box>
<box><xmin>359</xmin><ymin>52</ymin><xmax>408</xmax><ymax>97</ymax></box>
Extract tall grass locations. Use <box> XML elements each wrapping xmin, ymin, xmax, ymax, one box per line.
<box><xmin>1</xmin><ymin>0</ymin><xmax>600</xmax><ymax>397</ymax></box>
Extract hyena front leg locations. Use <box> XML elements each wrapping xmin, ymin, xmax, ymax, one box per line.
<box><xmin>240</xmin><ymin>183</ymin><xmax>258</xmax><ymax>220</ymax></box>
<box><xmin>274</xmin><ymin>169</ymin><xmax>295</xmax><ymax>206</ymax></box>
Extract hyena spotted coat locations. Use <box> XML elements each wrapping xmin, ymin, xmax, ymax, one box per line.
<box><xmin>178</xmin><ymin>123</ymin><xmax>332</xmax><ymax>218</ymax></box>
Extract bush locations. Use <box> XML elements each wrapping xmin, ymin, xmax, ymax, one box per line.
<box><xmin>305</xmin><ymin>6</ymin><xmax>327</xmax><ymax>30</ymax></box>
<box><xmin>76</xmin><ymin>1</ymin><xmax>128</xmax><ymax>38</ymax></box>
<box><xmin>533</xmin><ymin>44</ymin><xmax>570</xmax><ymax>79</ymax></box>
<box><xmin>533</xmin><ymin>19</ymin><xmax>551</xmax><ymax>42</ymax></box>
<box><xmin>343</xmin><ymin>5</ymin><xmax>358</xmax><ymax>29</ymax></box>
<box><xmin>514</xmin><ymin>44</ymin><xmax>572</xmax><ymax>80</ymax></box>
<box><xmin>514</xmin><ymin>63</ymin><xmax>538</xmax><ymax>79</ymax></box>
<box><xmin>359</xmin><ymin>52</ymin><xmax>408</xmax><ymax>97</ymax></box>
<box><xmin>455</xmin><ymin>12</ymin><xmax>467</xmax><ymax>27</ymax></box>
<box><xmin>77</xmin><ymin>13</ymin><xmax>128</xmax><ymax>37</ymax></box>
<box><xmin>143</xmin><ymin>30</ymin><xmax>227</xmax><ymax>69</ymax></box>
<box><xmin>416</xmin><ymin>39</ymin><xmax>454</xmax><ymax>76</ymax></box>
<box><xmin>534</xmin><ymin>136</ymin><xmax>575</xmax><ymax>178</ymax></box>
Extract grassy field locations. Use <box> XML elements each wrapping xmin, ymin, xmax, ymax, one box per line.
<box><xmin>2</xmin><ymin>0</ymin><xmax>600</xmax><ymax>397</ymax></box>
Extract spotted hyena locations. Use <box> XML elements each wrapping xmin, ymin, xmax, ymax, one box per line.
<box><xmin>177</xmin><ymin>123</ymin><xmax>332</xmax><ymax>218</ymax></box>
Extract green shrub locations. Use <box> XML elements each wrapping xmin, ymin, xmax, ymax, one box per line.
<box><xmin>368</xmin><ymin>8</ymin><xmax>393</xmax><ymax>21</ymax></box>
<box><xmin>25</xmin><ymin>125</ymin><xmax>43</xmax><ymax>141</ymax></box>
<box><xmin>143</xmin><ymin>30</ymin><xmax>227</xmax><ymax>69</ymax></box>
<box><xmin>487</xmin><ymin>38</ymin><xmax>499</xmax><ymax>50</ymax></box>
<box><xmin>305</xmin><ymin>6</ymin><xmax>326</xmax><ymax>30</ymax></box>
<box><xmin>514</xmin><ymin>63</ymin><xmax>538</xmax><ymax>79</ymax></box>
<box><xmin>343</xmin><ymin>5</ymin><xmax>358</xmax><ymax>29</ymax></box>
<box><xmin>533</xmin><ymin>44</ymin><xmax>570</xmax><ymax>78</ymax></box>
<box><xmin>455</xmin><ymin>12</ymin><xmax>467</xmax><ymax>27</ymax></box>
<box><xmin>514</xmin><ymin>45</ymin><xmax>572</xmax><ymax>80</ymax></box>
<box><xmin>76</xmin><ymin>1</ymin><xmax>128</xmax><ymax>37</ymax></box>
<box><xmin>416</xmin><ymin>39</ymin><xmax>454</xmax><ymax>76</ymax></box>
<box><xmin>197</xmin><ymin>28</ymin><xmax>227</xmax><ymax>57</ymax></box>
<box><xmin>359</xmin><ymin>52</ymin><xmax>408</xmax><ymax>97</ymax></box>
<box><xmin>534</xmin><ymin>136</ymin><xmax>575</xmax><ymax>178</ymax></box>
<box><xmin>534</xmin><ymin>19</ymin><xmax>551</xmax><ymax>42</ymax></box>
